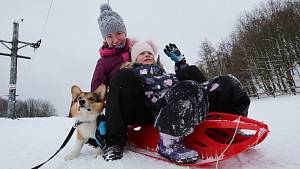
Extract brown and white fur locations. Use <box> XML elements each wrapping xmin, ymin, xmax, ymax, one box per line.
<box><xmin>64</xmin><ymin>84</ymin><xmax>106</xmax><ymax>161</ymax></box>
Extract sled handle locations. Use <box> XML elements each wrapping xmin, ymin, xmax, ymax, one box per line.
<box><xmin>206</xmin><ymin>113</ymin><xmax>268</xmax><ymax>126</ymax></box>
<box><xmin>203</xmin><ymin>120</ymin><xmax>261</xmax><ymax>131</ymax></box>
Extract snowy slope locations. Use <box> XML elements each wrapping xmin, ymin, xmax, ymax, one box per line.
<box><xmin>1</xmin><ymin>95</ymin><xmax>300</xmax><ymax>169</ymax></box>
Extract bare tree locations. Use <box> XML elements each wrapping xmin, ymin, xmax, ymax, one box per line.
<box><xmin>0</xmin><ymin>98</ymin><xmax>56</xmax><ymax>118</ymax></box>
<box><xmin>198</xmin><ymin>0</ymin><xmax>300</xmax><ymax>97</ymax></box>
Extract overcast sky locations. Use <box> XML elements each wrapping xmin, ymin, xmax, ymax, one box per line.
<box><xmin>0</xmin><ymin>0</ymin><xmax>262</xmax><ymax>116</ymax></box>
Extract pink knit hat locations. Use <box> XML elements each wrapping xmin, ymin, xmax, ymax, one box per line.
<box><xmin>131</xmin><ymin>41</ymin><xmax>156</xmax><ymax>62</ymax></box>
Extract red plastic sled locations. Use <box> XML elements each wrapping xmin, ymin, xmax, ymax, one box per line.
<box><xmin>127</xmin><ymin>112</ymin><xmax>269</xmax><ymax>165</ymax></box>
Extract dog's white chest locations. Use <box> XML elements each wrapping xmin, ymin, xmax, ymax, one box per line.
<box><xmin>78</xmin><ymin>122</ymin><xmax>97</xmax><ymax>139</ymax></box>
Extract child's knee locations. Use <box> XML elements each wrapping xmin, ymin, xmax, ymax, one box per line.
<box><xmin>111</xmin><ymin>69</ymin><xmax>139</xmax><ymax>85</ymax></box>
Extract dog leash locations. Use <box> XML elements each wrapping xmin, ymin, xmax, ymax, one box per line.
<box><xmin>31</xmin><ymin>120</ymin><xmax>84</xmax><ymax>169</ymax></box>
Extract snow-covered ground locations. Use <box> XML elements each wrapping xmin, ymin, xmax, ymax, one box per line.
<box><xmin>1</xmin><ymin>94</ymin><xmax>300</xmax><ymax>169</ymax></box>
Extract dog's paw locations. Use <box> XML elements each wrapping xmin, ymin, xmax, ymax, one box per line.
<box><xmin>94</xmin><ymin>148</ymin><xmax>103</xmax><ymax>158</ymax></box>
<box><xmin>64</xmin><ymin>152</ymin><xmax>79</xmax><ymax>161</ymax></box>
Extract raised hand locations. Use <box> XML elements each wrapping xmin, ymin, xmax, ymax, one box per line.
<box><xmin>164</xmin><ymin>43</ymin><xmax>185</xmax><ymax>63</ymax></box>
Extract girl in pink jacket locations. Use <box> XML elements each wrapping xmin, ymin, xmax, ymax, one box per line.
<box><xmin>91</xmin><ymin>3</ymin><xmax>131</xmax><ymax>92</ymax></box>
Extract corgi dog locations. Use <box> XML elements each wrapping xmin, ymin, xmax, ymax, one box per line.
<box><xmin>64</xmin><ymin>84</ymin><xmax>106</xmax><ymax>161</ymax></box>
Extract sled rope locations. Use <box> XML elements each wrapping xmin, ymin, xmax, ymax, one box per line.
<box><xmin>253</xmin><ymin>126</ymin><xmax>267</xmax><ymax>146</ymax></box>
<box><xmin>215</xmin><ymin>115</ymin><xmax>241</xmax><ymax>169</ymax></box>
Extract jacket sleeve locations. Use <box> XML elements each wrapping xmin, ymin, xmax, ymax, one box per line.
<box><xmin>91</xmin><ymin>59</ymin><xmax>106</xmax><ymax>92</ymax></box>
<box><xmin>175</xmin><ymin>64</ymin><xmax>207</xmax><ymax>84</ymax></box>
<box><xmin>174</xmin><ymin>59</ymin><xmax>189</xmax><ymax>73</ymax></box>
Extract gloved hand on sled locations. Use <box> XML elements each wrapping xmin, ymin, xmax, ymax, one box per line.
<box><xmin>164</xmin><ymin>43</ymin><xmax>185</xmax><ymax>63</ymax></box>
<box><xmin>95</xmin><ymin>114</ymin><xmax>106</xmax><ymax>150</ymax></box>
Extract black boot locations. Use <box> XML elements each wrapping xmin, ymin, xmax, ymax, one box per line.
<box><xmin>103</xmin><ymin>145</ymin><xmax>123</xmax><ymax>161</ymax></box>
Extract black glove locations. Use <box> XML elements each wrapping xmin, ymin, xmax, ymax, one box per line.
<box><xmin>164</xmin><ymin>43</ymin><xmax>185</xmax><ymax>63</ymax></box>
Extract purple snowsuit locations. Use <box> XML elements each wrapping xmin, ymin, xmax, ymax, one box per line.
<box><xmin>131</xmin><ymin>63</ymin><xmax>209</xmax><ymax>137</ymax></box>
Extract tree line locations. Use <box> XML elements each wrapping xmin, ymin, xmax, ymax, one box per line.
<box><xmin>198</xmin><ymin>0</ymin><xmax>300</xmax><ymax>97</ymax></box>
<box><xmin>0</xmin><ymin>98</ymin><xmax>56</xmax><ymax>118</ymax></box>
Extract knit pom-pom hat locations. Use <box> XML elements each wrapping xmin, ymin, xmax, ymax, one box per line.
<box><xmin>131</xmin><ymin>41</ymin><xmax>157</xmax><ymax>62</ymax></box>
<box><xmin>98</xmin><ymin>3</ymin><xmax>127</xmax><ymax>39</ymax></box>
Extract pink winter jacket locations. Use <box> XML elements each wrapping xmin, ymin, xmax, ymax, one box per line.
<box><xmin>90</xmin><ymin>39</ymin><xmax>131</xmax><ymax>92</ymax></box>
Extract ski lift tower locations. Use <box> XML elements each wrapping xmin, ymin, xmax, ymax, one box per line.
<box><xmin>0</xmin><ymin>20</ymin><xmax>40</xmax><ymax>119</ymax></box>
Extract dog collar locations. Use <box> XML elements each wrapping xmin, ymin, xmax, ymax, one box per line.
<box><xmin>74</xmin><ymin>120</ymin><xmax>91</xmax><ymax>127</ymax></box>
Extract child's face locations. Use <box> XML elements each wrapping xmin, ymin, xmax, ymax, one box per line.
<box><xmin>105</xmin><ymin>32</ymin><xmax>126</xmax><ymax>48</ymax></box>
<box><xmin>135</xmin><ymin>51</ymin><xmax>155</xmax><ymax>65</ymax></box>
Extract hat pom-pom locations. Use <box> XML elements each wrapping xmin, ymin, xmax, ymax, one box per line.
<box><xmin>100</xmin><ymin>3</ymin><xmax>112</xmax><ymax>13</ymax></box>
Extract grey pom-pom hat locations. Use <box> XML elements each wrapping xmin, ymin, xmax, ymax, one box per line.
<box><xmin>98</xmin><ymin>3</ymin><xmax>127</xmax><ymax>39</ymax></box>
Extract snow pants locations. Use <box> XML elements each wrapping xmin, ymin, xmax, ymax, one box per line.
<box><xmin>105</xmin><ymin>69</ymin><xmax>155</xmax><ymax>146</ymax></box>
<box><xmin>175</xmin><ymin>66</ymin><xmax>250</xmax><ymax>117</ymax></box>
<box><xmin>207</xmin><ymin>75</ymin><xmax>250</xmax><ymax>117</ymax></box>
<box><xmin>154</xmin><ymin>80</ymin><xmax>208</xmax><ymax>137</ymax></box>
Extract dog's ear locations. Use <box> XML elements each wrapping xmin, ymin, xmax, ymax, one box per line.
<box><xmin>94</xmin><ymin>84</ymin><xmax>106</xmax><ymax>101</ymax></box>
<box><xmin>71</xmin><ymin>85</ymin><xmax>82</xmax><ymax>101</ymax></box>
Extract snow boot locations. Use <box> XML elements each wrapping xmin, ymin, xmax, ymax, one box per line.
<box><xmin>157</xmin><ymin>133</ymin><xmax>199</xmax><ymax>164</ymax></box>
<box><xmin>103</xmin><ymin>145</ymin><xmax>123</xmax><ymax>161</ymax></box>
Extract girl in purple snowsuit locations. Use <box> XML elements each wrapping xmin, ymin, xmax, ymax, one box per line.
<box><xmin>128</xmin><ymin>41</ymin><xmax>208</xmax><ymax>163</ymax></box>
